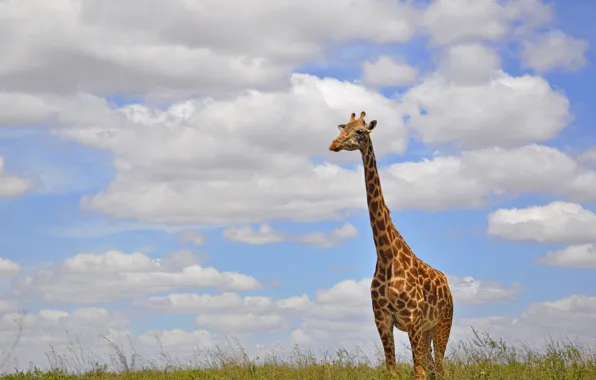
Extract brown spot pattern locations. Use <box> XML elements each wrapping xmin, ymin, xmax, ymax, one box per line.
<box><xmin>358</xmin><ymin>129</ymin><xmax>453</xmax><ymax>380</ymax></box>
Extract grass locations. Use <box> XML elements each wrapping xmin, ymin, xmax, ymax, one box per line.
<box><xmin>0</xmin><ymin>330</ymin><xmax>594</xmax><ymax>379</ymax></box>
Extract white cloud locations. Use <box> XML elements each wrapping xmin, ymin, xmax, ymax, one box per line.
<box><xmin>0</xmin><ymin>300</ymin><xmax>16</xmax><ymax>315</ymax></box>
<box><xmin>297</xmin><ymin>223</ymin><xmax>359</xmax><ymax>248</ymax></box>
<box><xmin>0</xmin><ymin>93</ymin><xmax>56</xmax><ymax>126</ymax></box>
<box><xmin>448</xmin><ymin>276</ymin><xmax>521</xmax><ymax>305</ymax></box>
<box><xmin>133</xmin><ymin>274</ymin><xmax>515</xmax><ymax>347</ymax></box>
<box><xmin>2</xmin><ymin>0</ymin><xmax>592</xmax><ymax>372</ymax></box>
<box><xmin>133</xmin><ymin>292</ymin><xmax>309</xmax><ymax>317</ymax></box>
<box><xmin>195</xmin><ymin>313</ymin><xmax>286</xmax><ymax>334</ymax></box>
<box><xmin>137</xmin><ymin>329</ymin><xmax>214</xmax><ymax>352</ymax></box>
<box><xmin>361</xmin><ymin>56</ymin><xmax>418</xmax><ymax>87</ymax></box>
<box><xmin>0</xmin><ymin>271</ymin><xmax>568</xmax><ymax>369</ymax></box>
<box><xmin>380</xmin><ymin>144</ymin><xmax>596</xmax><ymax>211</ymax></box>
<box><xmin>579</xmin><ymin>147</ymin><xmax>596</xmax><ymax>167</ymax></box>
<box><xmin>52</xmin><ymin>71</ymin><xmax>588</xmax><ymax>224</ymax></box>
<box><xmin>133</xmin><ymin>291</ymin><xmax>309</xmax><ymax>336</ymax></box>
<box><xmin>222</xmin><ymin>222</ymin><xmax>358</xmax><ymax>248</ymax></box>
<box><xmin>522</xmin><ymin>30</ymin><xmax>589</xmax><ymax>73</ymax></box>
<box><xmin>290</xmin><ymin>278</ymin><xmax>382</xmax><ymax>351</ymax></box>
<box><xmin>0</xmin><ymin>157</ymin><xmax>33</xmax><ymax>197</ymax></box>
<box><xmin>536</xmin><ymin>244</ymin><xmax>596</xmax><ymax>269</ymax></box>
<box><xmin>437</xmin><ymin>43</ymin><xmax>501</xmax><ymax>84</ymax></box>
<box><xmin>452</xmin><ymin>294</ymin><xmax>596</xmax><ymax>347</ymax></box>
<box><xmin>402</xmin><ymin>72</ymin><xmax>571</xmax><ymax>149</ymax></box>
<box><xmin>0</xmin><ymin>306</ymin><xmax>224</xmax><ymax>372</ymax></box>
<box><xmin>0</xmin><ymin>258</ymin><xmax>21</xmax><ymax>277</ymax></box>
<box><xmin>0</xmin><ymin>307</ymin><xmax>130</xmax><ymax>372</ymax></box>
<box><xmin>56</xmin><ymin>74</ymin><xmax>406</xmax><ymax>225</ymax></box>
<box><xmin>453</xmin><ymin>145</ymin><xmax>596</xmax><ymax>201</ymax></box>
<box><xmin>177</xmin><ymin>230</ymin><xmax>207</xmax><ymax>246</ymax></box>
<box><xmin>290</xmin><ymin>275</ymin><xmax>519</xmax><ymax>352</ymax></box>
<box><xmin>487</xmin><ymin>202</ymin><xmax>596</xmax><ymax>244</ymax></box>
<box><xmin>136</xmin><ymin>293</ymin><xmax>254</xmax><ymax>314</ymax></box>
<box><xmin>13</xmin><ymin>250</ymin><xmax>262</xmax><ymax>304</ymax></box>
<box><xmin>5</xmin><ymin>292</ymin><xmax>593</xmax><ymax>371</ymax></box>
<box><xmin>62</xmin><ymin>250</ymin><xmax>157</xmax><ymax>273</ymax></box>
<box><xmin>223</xmin><ymin>224</ymin><xmax>284</xmax><ymax>245</ymax></box>
<box><xmin>422</xmin><ymin>0</ymin><xmax>552</xmax><ymax>45</ymax></box>
<box><xmin>0</xmin><ymin>0</ymin><xmax>418</xmax><ymax>97</ymax></box>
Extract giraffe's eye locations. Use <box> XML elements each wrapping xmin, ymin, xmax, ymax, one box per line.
<box><xmin>356</xmin><ymin>129</ymin><xmax>364</xmax><ymax>135</ymax></box>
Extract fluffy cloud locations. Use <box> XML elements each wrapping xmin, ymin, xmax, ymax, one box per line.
<box><xmin>380</xmin><ymin>144</ymin><xmax>596</xmax><ymax>211</ymax></box>
<box><xmin>13</xmin><ymin>250</ymin><xmax>262</xmax><ymax>304</ymax></box>
<box><xmin>195</xmin><ymin>314</ymin><xmax>286</xmax><ymax>334</ymax></box>
<box><xmin>536</xmin><ymin>244</ymin><xmax>596</xmax><ymax>269</ymax></box>
<box><xmin>290</xmin><ymin>278</ymin><xmax>382</xmax><ymax>351</ymax></box>
<box><xmin>80</xmin><ymin>137</ymin><xmax>596</xmax><ymax>223</ymax></box>
<box><xmin>437</xmin><ymin>43</ymin><xmax>501</xmax><ymax>84</ymax></box>
<box><xmin>521</xmin><ymin>30</ymin><xmax>589</xmax><ymax>73</ymax></box>
<box><xmin>0</xmin><ymin>157</ymin><xmax>33</xmax><ymax>197</ymax></box>
<box><xmin>133</xmin><ymin>292</ymin><xmax>310</xmax><ymax>316</ymax></box>
<box><xmin>223</xmin><ymin>224</ymin><xmax>284</xmax><ymax>245</ymax></box>
<box><xmin>134</xmin><ymin>291</ymin><xmax>310</xmax><ymax>336</ymax></box>
<box><xmin>297</xmin><ymin>223</ymin><xmax>359</xmax><ymax>248</ymax></box>
<box><xmin>0</xmin><ymin>307</ymin><xmax>130</xmax><ymax>372</ymax></box>
<box><xmin>448</xmin><ymin>276</ymin><xmax>521</xmax><ymax>305</ymax></box>
<box><xmin>53</xmin><ymin>74</ymin><xmax>405</xmax><ymax>225</ymax></box>
<box><xmin>452</xmin><ymin>294</ymin><xmax>596</xmax><ymax>347</ymax></box>
<box><xmin>487</xmin><ymin>202</ymin><xmax>596</xmax><ymax>244</ymax></box>
<box><xmin>0</xmin><ymin>267</ymin><xmax>576</xmax><ymax>369</ymax></box>
<box><xmin>0</xmin><ymin>0</ymin><xmax>557</xmax><ymax>102</ymax></box>
<box><xmin>137</xmin><ymin>329</ymin><xmax>214</xmax><ymax>353</ymax></box>
<box><xmin>0</xmin><ymin>93</ymin><xmax>56</xmax><ymax>126</ymax></box>
<box><xmin>402</xmin><ymin>72</ymin><xmax>571</xmax><ymax>149</ymax></box>
<box><xmin>134</xmin><ymin>290</ymin><xmax>311</xmax><ymax>336</ymax></box>
<box><xmin>47</xmin><ymin>66</ymin><xmax>586</xmax><ymax>224</ymax></box>
<box><xmin>222</xmin><ymin>222</ymin><xmax>358</xmax><ymax>248</ymax></box>
<box><xmin>176</xmin><ymin>230</ymin><xmax>207</xmax><ymax>246</ymax></box>
<box><xmin>579</xmin><ymin>147</ymin><xmax>596</xmax><ymax>167</ymax></box>
<box><xmin>0</xmin><ymin>306</ymin><xmax>223</xmax><ymax>372</ymax></box>
<box><xmin>0</xmin><ymin>258</ymin><xmax>21</xmax><ymax>277</ymax></box>
<box><xmin>422</xmin><ymin>0</ymin><xmax>552</xmax><ymax>45</ymax></box>
<box><xmin>361</xmin><ymin>56</ymin><xmax>418</xmax><ymax>87</ymax></box>
<box><xmin>1</xmin><ymin>0</ymin><xmax>592</xmax><ymax>372</ymax></box>
<box><xmin>290</xmin><ymin>274</ymin><xmax>521</xmax><ymax>351</ymax></box>
<box><xmin>133</xmin><ymin>274</ymin><xmax>516</xmax><ymax>346</ymax></box>
<box><xmin>0</xmin><ymin>0</ymin><xmax>418</xmax><ymax>97</ymax></box>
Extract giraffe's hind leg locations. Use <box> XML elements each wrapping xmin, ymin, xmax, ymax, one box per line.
<box><xmin>424</xmin><ymin>329</ymin><xmax>436</xmax><ymax>379</ymax></box>
<box><xmin>433</xmin><ymin>313</ymin><xmax>453</xmax><ymax>379</ymax></box>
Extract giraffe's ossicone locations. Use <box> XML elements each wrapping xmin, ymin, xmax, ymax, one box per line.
<box><xmin>329</xmin><ymin>111</ymin><xmax>454</xmax><ymax>380</ymax></box>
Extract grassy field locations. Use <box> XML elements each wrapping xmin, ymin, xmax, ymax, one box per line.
<box><xmin>0</xmin><ymin>330</ymin><xmax>594</xmax><ymax>379</ymax></box>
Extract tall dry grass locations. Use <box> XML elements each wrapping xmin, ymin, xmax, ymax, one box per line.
<box><xmin>0</xmin><ymin>328</ymin><xmax>593</xmax><ymax>379</ymax></box>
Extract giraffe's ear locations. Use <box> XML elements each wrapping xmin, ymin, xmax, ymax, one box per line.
<box><xmin>337</xmin><ymin>124</ymin><xmax>346</xmax><ymax>131</ymax></box>
<box><xmin>367</xmin><ymin>120</ymin><xmax>377</xmax><ymax>132</ymax></box>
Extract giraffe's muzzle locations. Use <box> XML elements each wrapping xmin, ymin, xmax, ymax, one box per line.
<box><xmin>329</xmin><ymin>142</ymin><xmax>341</xmax><ymax>152</ymax></box>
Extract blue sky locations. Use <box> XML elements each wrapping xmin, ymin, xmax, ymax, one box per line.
<box><xmin>0</xmin><ymin>0</ymin><xmax>595</xmax><ymax>371</ymax></box>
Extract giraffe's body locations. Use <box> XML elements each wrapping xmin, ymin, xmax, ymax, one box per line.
<box><xmin>329</xmin><ymin>112</ymin><xmax>453</xmax><ymax>380</ymax></box>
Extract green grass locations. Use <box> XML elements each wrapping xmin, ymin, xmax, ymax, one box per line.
<box><xmin>1</xmin><ymin>330</ymin><xmax>594</xmax><ymax>379</ymax></box>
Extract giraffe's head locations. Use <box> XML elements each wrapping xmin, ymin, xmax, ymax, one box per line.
<box><xmin>328</xmin><ymin>111</ymin><xmax>377</xmax><ymax>152</ymax></box>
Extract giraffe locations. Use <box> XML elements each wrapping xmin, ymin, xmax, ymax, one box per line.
<box><xmin>328</xmin><ymin>111</ymin><xmax>454</xmax><ymax>379</ymax></box>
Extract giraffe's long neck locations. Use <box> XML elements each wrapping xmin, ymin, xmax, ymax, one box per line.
<box><xmin>361</xmin><ymin>140</ymin><xmax>412</xmax><ymax>264</ymax></box>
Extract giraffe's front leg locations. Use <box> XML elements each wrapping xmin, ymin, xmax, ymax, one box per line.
<box><xmin>373</xmin><ymin>307</ymin><xmax>397</xmax><ymax>374</ymax></box>
<box><xmin>432</xmin><ymin>311</ymin><xmax>453</xmax><ymax>379</ymax></box>
<box><xmin>407</xmin><ymin>319</ymin><xmax>428</xmax><ymax>380</ymax></box>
